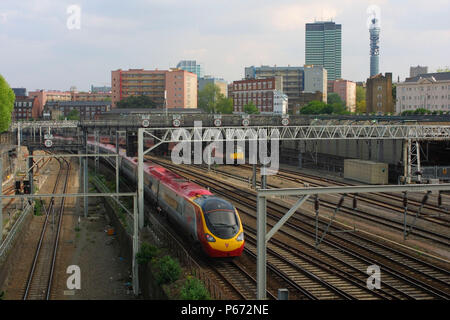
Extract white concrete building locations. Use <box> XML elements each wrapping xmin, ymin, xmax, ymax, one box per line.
<box><xmin>303</xmin><ymin>65</ymin><xmax>328</xmax><ymax>103</ymax></box>
<box><xmin>395</xmin><ymin>72</ymin><xmax>450</xmax><ymax>114</ymax></box>
<box><xmin>272</xmin><ymin>90</ymin><xmax>288</xmax><ymax>115</ymax></box>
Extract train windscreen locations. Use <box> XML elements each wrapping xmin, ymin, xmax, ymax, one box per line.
<box><xmin>202</xmin><ymin>198</ymin><xmax>239</xmax><ymax>239</ymax></box>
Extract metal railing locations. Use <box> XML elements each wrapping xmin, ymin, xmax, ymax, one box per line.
<box><xmin>0</xmin><ymin>203</ymin><xmax>33</xmax><ymax>263</ymax></box>
<box><xmin>415</xmin><ymin>165</ymin><xmax>450</xmax><ymax>180</ymax></box>
<box><xmin>144</xmin><ymin>210</ymin><xmax>225</xmax><ymax>300</ymax></box>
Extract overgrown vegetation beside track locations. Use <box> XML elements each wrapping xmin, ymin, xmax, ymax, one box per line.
<box><xmin>90</xmin><ymin>173</ymin><xmax>129</xmax><ymax>228</ymax></box>
<box><xmin>92</xmin><ymin>173</ymin><xmax>211</xmax><ymax>300</ymax></box>
<box><xmin>136</xmin><ymin>241</ymin><xmax>210</xmax><ymax>300</ymax></box>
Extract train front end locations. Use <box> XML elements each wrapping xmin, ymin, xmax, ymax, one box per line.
<box><xmin>198</xmin><ymin>197</ymin><xmax>245</xmax><ymax>258</ymax></box>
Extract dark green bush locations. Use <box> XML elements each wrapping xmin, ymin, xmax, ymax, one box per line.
<box><xmin>180</xmin><ymin>277</ymin><xmax>210</xmax><ymax>300</ymax></box>
<box><xmin>34</xmin><ymin>200</ymin><xmax>43</xmax><ymax>216</ymax></box>
<box><xmin>136</xmin><ymin>242</ymin><xmax>159</xmax><ymax>265</ymax></box>
<box><xmin>155</xmin><ymin>255</ymin><xmax>181</xmax><ymax>285</ymax></box>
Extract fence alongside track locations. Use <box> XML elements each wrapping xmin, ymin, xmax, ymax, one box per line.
<box><xmin>0</xmin><ymin>203</ymin><xmax>33</xmax><ymax>263</ymax></box>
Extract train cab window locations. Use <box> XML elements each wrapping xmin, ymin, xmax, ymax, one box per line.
<box><xmin>201</xmin><ymin>198</ymin><xmax>239</xmax><ymax>239</ymax></box>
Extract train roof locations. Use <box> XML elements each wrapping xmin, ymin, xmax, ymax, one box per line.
<box><xmin>91</xmin><ymin>141</ymin><xmax>213</xmax><ymax>199</ymax></box>
<box><xmin>147</xmin><ymin>164</ymin><xmax>213</xmax><ymax>199</ymax></box>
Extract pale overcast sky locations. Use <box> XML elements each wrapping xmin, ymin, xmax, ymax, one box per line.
<box><xmin>0</xmin><ymin>0</ymin><xmax>449</xmax><ymax>91</ymax></box>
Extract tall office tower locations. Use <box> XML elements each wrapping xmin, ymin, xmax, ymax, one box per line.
<box><xmin>176</xmin><ymin>60</ymin><xmax>203</xmax><ymax>78</ymax></box>
<box><xmin>369</xmin><ymin>17</ymin><xmax>380</xmax><ymax>77</ymax></box>
<box><xmin>305</xmin><ymin>21</ymin><xmax>342</xmax><ymax>81</ymax></box>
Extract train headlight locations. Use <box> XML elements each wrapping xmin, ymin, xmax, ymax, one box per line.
<box><xmin>236</xmin><ymin>232</ymin><xmax>244</xmax><ymax>242</ymax></box>
<box><xmin>205</xmin><ymin>233</ymin><xmax>216</xmax><ymax>242</ymax></box>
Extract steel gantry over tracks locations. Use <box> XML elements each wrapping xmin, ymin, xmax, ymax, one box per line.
<box><xmin>135</xmin><ymin>124</ymin><xmax>450</xmax><ymax>227</ymax></box>
<box><xmin>137</xmin><ymin>124</ymin><xmax>450</xmax><ymax>142</ymax></box>
<box><xmin>133</xmin><ymin>124</ymin><xmax>450</xmax><ymax>300</ymax></box>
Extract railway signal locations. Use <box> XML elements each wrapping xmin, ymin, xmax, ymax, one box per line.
<box><xmin>126</xmin><ymin>131</ymin><xmax>138</xmax><ymax>157</ymax></box>
<box><xmin>15</xmin><ymin>181</ymin><xmax>21</xmax><ymax>194</ymax></box>
<box><xmin>23</xmin><ymin>180</ymin><xmax>31</xmax><ymax>194</ymax></box>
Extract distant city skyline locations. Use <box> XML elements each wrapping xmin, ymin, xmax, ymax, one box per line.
<box><xmin>0</xmin><ymin>0</ymin><xmax>449</xmax><ymax>91</ymax></box>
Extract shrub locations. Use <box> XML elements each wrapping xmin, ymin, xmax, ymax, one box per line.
<box><xmin>180</xmin><ymin>277</ymin><xmax>210</xmax><ymax>300</ymax></box>
<box><xmin>34</xmin><ymin>200</ymin><xmax>43</xmax><ymax>216</ymax></box>
<box><xmin>155</xmin><ymin>255</ymin><xmax>181</xmax><ymax>285</ymax></box>
<box><xmin>136</xmin><ymin>242</ymin><xmax>159</xmax><ymax>265</ymax></box>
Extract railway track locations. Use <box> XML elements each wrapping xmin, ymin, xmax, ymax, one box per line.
<box><xmin>148</xmin><ymin>157</ymin><xmax>450</xmax><ymax>300</ymax></box>
<box><xmin>22</xmin><ymin>156</ymin><xmax>71</xmax><ymax>300</ymax></box>
<box><xmin>206</xmin><ymin>258</ymin><xmax>278</xmax><ymax>300</ymax></box>
<box><xmin>212</xmin><ymin>164</ymin><xmax>450</xmax><ymax>246</ymax></box>
<box><xmin>270</xmin><ymin>166</ymin><xmax>450</xmax><ymax>223</ymax></box>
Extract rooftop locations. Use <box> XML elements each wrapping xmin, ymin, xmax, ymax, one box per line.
<box><xmin>405</xmin><ymin>72</ymin><xmax>450</xmax><ymax>83</ymax></box>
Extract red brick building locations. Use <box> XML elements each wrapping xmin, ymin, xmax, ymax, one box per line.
<box><xmin>231</xmin><ymin>77</ymin><xmax>286</xmax><ymax>113</ymax></box>
<box><xmin>13</xmin><ymin>96</ymin><xmax>40</xmax><ymax>120</ymax></box>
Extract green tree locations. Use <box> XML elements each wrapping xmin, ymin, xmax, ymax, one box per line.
<box><xmin>300</xmin><ymin>99</ymin><xmax>349</xmax><ymax>115</ymax></box>
<box><xmin>327</xmin><ymin>92</ymin><xmax>344</xmax><ymax>105</ymax></box>
<box><xmin>331</xmin><ymin>102</ymin><xmax>347</xmax><ymax>114</ymax></box>
<box><xmin>356</xmin><ymin>86</ymin><xmax>366</xmax><ymax>104</ymax></box>
<box><xmin>67</xmin><ymin>109</ymin><xmax>80</xmax><ymax>120</ymax></box>
<box><xmin>300</xmin><ymin>100</ymin><xmax>327</xmax><ymax>114</ymax></box>
<box><xmin>215</xmin><ymin>96</ymin><xmax>233</xmax><ymax>114</ymax></box>
<box><xmin>198</xmin><ymin>83</ymin><xmax>223</xmax><ymax>113</ymax></box>
<box><xmin>436</xmin><ymin>66</ymin><xmax>450</xmax><ymax>73</ymax></box>
<box><xmin>355</xmin><ymin>85</ymin><xmax>366</xmax><ymax>113</ymax></box>
<box><xmin>116</xmin><ymin>95</ymin><xmax>157</xmax><ymax>108</ymax></box>
<box><xmin>0</xmin><ymin>74</ymin><xmax>15</xmax><ymax>132</ymax></box>
<box><xmin>243</xmin><ymin>101</ymin><xmax>259</xmax><ymax>114</ymax></box>
<box><xmin>356</xmin><ymin>100</ymin><xmax>366</xmax><ymax>113</ymax></box>
<box><xmin>413</xmin><ymin>108</ymin><xmax>428</xmax><ymax>115</ymax></box>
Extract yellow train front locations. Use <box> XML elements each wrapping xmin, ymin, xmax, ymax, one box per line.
<box><xmin>229</xmin><ymin>146</ymin><xmax>244</xmax><ymax>165</ymax></box>
<box><xmin>195</xmin><ymin>196</ymin><xmax>245</xmax><ymax>257</ymax></box>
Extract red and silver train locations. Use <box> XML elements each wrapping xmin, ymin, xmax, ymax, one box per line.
<box><xmin>87</xmin><ymin>140</ymin><xmax>245</xmax><ymax>258</ymax></box>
